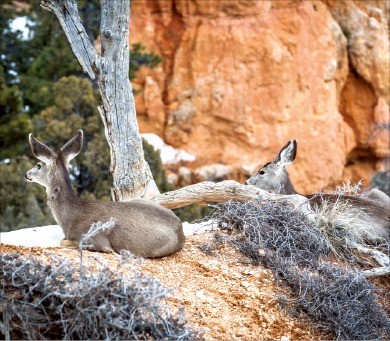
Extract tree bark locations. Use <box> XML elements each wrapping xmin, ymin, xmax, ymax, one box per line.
<box><xmin>152</xmin><ymin>180</ymin><xmax>317</xmax><ymax>218</ymax></box>
<box><xmin>40</xmin><ymin>0</ymin><xmax>159</xmax><ymax>201</ymax></box>
<box><xmin>350</xmin><ymin>243</ymin><xmax>389</xmax><ymax>267</ymax></box>
<box><xmin>361</xmin><ymin>266</ymin><xmax>390</xmax><ymax>278</ymax></box>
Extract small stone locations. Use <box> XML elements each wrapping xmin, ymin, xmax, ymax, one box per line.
<box><xmin>368</xmin><ymin>17</ymin><xmax>380</xmax><ymax>29</ymax></box>
<box><xmin>196</xmin><ymin>290</ymin><xmax>207</xmax><ymax>300</ymax></box>
<box><xmin>241</xmin><ymin>280</ymin><xmax>251</xmax><ymax>288</ymax></box>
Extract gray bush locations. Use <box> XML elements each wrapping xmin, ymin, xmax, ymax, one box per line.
<box><xmin>278</xmin><ymin>260</ymin><xmax>390</xmax><ymax>340</ymax></box>
<box><xmin>211</xmin><ymin>199</ymin><xmax>331</xmax><ymax>267</ymax></box>
<box><xmin>209</xmin><ymin>199</ymin><xmax>390</xmax><ymax>340</ymax></box>
<box><xmin>0</xmin><ymin>252</ymin><xmax>198</xmax><ymax>340</ymax></box>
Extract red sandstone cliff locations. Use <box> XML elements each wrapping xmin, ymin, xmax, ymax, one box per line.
<box><xmin>129</xmin><ymin>0</ymin><xmax>389</xmax><ymax>193</ymax></box>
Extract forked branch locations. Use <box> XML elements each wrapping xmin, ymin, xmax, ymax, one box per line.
<box><xmin>41</xmin><ymin>0</ymin><xmax>100</xmax><ymax>79</ymax></box>
<box><xmin>40</xmin><ymin>0</ymin><xmax>159</xmax><ymax>199</ymax></box>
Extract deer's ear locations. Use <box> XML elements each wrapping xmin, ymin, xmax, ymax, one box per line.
<box><xmin>29</xmin><ymin>134</ymin><xmax>55</xmax><ymax>164</ymax></box>
<box><xmin>60</xmin><ymin>130</ymin><xmax>83</xmax><ymax>165</ymax></box>
<box><xmin>274</xmin><ymin>140</ymin><xmax>297</xmax><ymax>166</ymax></box>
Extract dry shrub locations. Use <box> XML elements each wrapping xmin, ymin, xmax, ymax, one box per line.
<box><xmin>277</xmin><ymin>259</ymin><xmax>390</xmax><ymax>340</ymax></box>
<box><xmin>211</xmin><ymin>199</ymin><xmax>330</xmax><ymax>266</ymax></box>
<box><xmin>209</xmin><ymin>199</ymin><xmax>390</xmax><ymax>340</ymax></box>
<box><xmin>0</xmin><ymin>251</ymin><xmax>198</xmax><ymax>340</ymax></box>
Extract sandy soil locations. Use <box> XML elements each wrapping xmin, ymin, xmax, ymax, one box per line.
<box><xmin>1</xmin><ymin>232</ymin><xmax>329</xmax><ymax>340</ymax></box>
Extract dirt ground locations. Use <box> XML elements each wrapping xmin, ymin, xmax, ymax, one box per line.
<box><xmin>1</xmin><ymin>232</ymin><xmax>331</xmax><ymax>340</ymax></box>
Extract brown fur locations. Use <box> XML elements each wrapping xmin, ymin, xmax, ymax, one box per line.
<box><xmin>246</xmin><ymin>140</ymin><xmax>390</xmax><ymax>243</ymax></box>
<box><xmin>26</xmin><ymin>131</ymin><xmax>185</xmax><ymax>258</ymax></box>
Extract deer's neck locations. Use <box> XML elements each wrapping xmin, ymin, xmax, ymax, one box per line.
<box><xmin>281</xmin><ymin>173</ymin><xmax>299</xmax><ymax>195</ymax></box>
<box><xmin>46</xmin><ymin>172</ymin><xmax>82</xmax><ymax>229</ymax></box>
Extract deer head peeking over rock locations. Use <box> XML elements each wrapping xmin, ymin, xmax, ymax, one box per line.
<box><xmin>25</xmin><ymin>130</ymin><xmax>184</xmax><ymax>258</ymax></box>
<box><xmin>245</xmin><ymin>140</ymin><xmax>389</xmax><ymax>244</ymax></box>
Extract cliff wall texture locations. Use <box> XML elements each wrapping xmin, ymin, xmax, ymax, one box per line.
<box><xmin>129</xmin><ymin>0</ymin><xmax>389</xmax><ymax>193</ymax></box>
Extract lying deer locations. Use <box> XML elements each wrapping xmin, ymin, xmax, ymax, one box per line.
<box><xmin>25</xmin><ymin>130</ymin><xmax>185</xmax><ymax>258</ymax></box>
<box><xmin>245</xmin><ymin>140</ymin><xmax>389</xmax><ymax>243</ymax></box>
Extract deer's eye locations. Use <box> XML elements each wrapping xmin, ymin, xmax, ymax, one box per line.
<box><xmin>36</xmin><ymin>164</ymin><xmax>41</xmax><ymax>170</ymax></box>
<box><xmin>259</xmin><ymin>170</ymin><xmax>265</xmax><ymax>175</ymax></box>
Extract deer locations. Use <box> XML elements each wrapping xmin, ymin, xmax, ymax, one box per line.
<box><xmin>25</xmin><ymin>130</ymin><xmax>185</xmax><ymax>258</ymax></box>
<box><xmin>245</xmin><ymin>140</ymin><xmax>389</xmax><ymax>244</ymax></box>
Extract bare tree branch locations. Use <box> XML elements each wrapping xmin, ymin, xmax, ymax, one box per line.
<box><xmin>40</xmin><ymin>0</ymin><xmax>159</xmax><ymax>200</ymax></box>
<box><xmin>97</xmin><ymin>0</ymin><xmax>159</xmax><ymax>200</ymax></box>
<box><xmin>40</xmin><ymin>0</ymin><xmax>100</xmax><ymax>79</ymax></box>
<box><xmin>152</xmin><ymin>180</ymin><xmax>315</xmax><ymax>216</ymax></box>
<box><xmin>361</xmin><ymin>266</ymin><xmax>390</xmax><ymax>278</ymax></box>
<box><xmin>350</xmin><ymin>242</ymin><xmax>390</xmax><ymax>267</ymax></box>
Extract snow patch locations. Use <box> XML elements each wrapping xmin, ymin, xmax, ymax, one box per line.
<box><xmin>141</xmin><ymin>133</ymin><xmax>195</xmax><ymax>165</ymax></box>
<box><xmin>10</xmin><ymin>17</ymin><xmax>31</xmax><ymax>40</ymax></box>
<box><xmin>0</xmin><ymin>158</ymin><xmax>11</xmax><ymax>165</ymax></box>
<box><xmin>0</xmin><ymin>225</ymin><xmax>64</xmax><ymax>247</ymax></box>
<box><xmin>0</xmin><ymin>221</ymin><xmax>215</xmax><ymax>248</ymax></box>
<box><xmin>183</xmin><ymin>220</ymin><xmax>216</xmax><ymax>236</ymax></box>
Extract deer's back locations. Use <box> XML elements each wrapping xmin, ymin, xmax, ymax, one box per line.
<box><xmin>306</xmin><ymin>193</ymin><xmax>389</xmax><ymax>242</ymax></box>
<box><xmin>64</xmin><ymin>199</ymin><xmax>184</xmax><ymax>256</ymax></box>
<box><xmin>78</xmin><ymin>198</ymin><xmax>181</xmax><ymax>231</ymax></box>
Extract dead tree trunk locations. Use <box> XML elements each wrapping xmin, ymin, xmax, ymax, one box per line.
<box><xmin>40</xmin><ymin>0</ymin><xmax>159</xmax><ymax>201</ymax></box>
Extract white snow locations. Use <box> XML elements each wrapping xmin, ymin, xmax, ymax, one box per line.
<box><xmin>0</xmin><ymin>221</ymin><xmax>216</xmax><ymax>248</ymax></box>
<box><xmin>183</xmin><ymin>220</ymin><xmax>216</xmax><ymax>236</ymax></box>
<box><xmin>0</xmin><ymin>158</ymin><xmax>11</xmax><ymax>165</ymax></box>
<box><xmin>0</xmin><ymin>225</ymin><xmax>64</xmax><ymax>248</ymax></box>
<box><xmin>141</xmin><ymin>133</ymin><xmax>196</xmax><ymax>165</ymax></box>
<box><xmin>10</xmin><ymin>17</ymin><xmax>31</xmax><ymax>40</ymax></box>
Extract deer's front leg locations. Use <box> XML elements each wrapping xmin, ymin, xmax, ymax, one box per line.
<box><xmin>60</xmin><ymin>239</ymin><xmax>79</xmax><ymax>249</ymax></box>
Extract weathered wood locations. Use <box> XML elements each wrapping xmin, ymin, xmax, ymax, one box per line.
<box><xmin>40</xmin><ymin>0</ymin><xmax>159</xmax><ymax>201</ymax></box>
<box><xmin>350</xmin><ymin>242</ymin><xmax>389</xmax><ymax>267</ymax></box>
<box><xmin>40</xmin><ymin>0</ymin><xmax>98</xmax><ymax>79</ymax></box>
<box><xmin>361</xmin><ymin>266</ymin><xmax>390</xmax><ymax>278</ymax></box>
<box><xmin>97</xmin><ymin>0</ymin><xmax>159</xmax><ymax>201</ymax></box>
<box><xmin>151</xmin><ymin>181</ymin><xmax>389</xmax><ymax>270</ymax></box>
<box><xmin>151</xmin><ymin>180</ymin><xmax>316</xmax><ymax>217</ymax></box>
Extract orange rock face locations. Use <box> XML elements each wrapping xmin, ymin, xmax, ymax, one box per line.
<box><xmin>130</xmin><ymin>0</ymin><xmax>389</xmax><ymax>194</ymax></box>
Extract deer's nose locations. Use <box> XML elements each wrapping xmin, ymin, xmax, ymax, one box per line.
<box><xmin>244</xmin><ymin>181</ymin><xmax>248</xmax><ymax>185</ymax></box>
